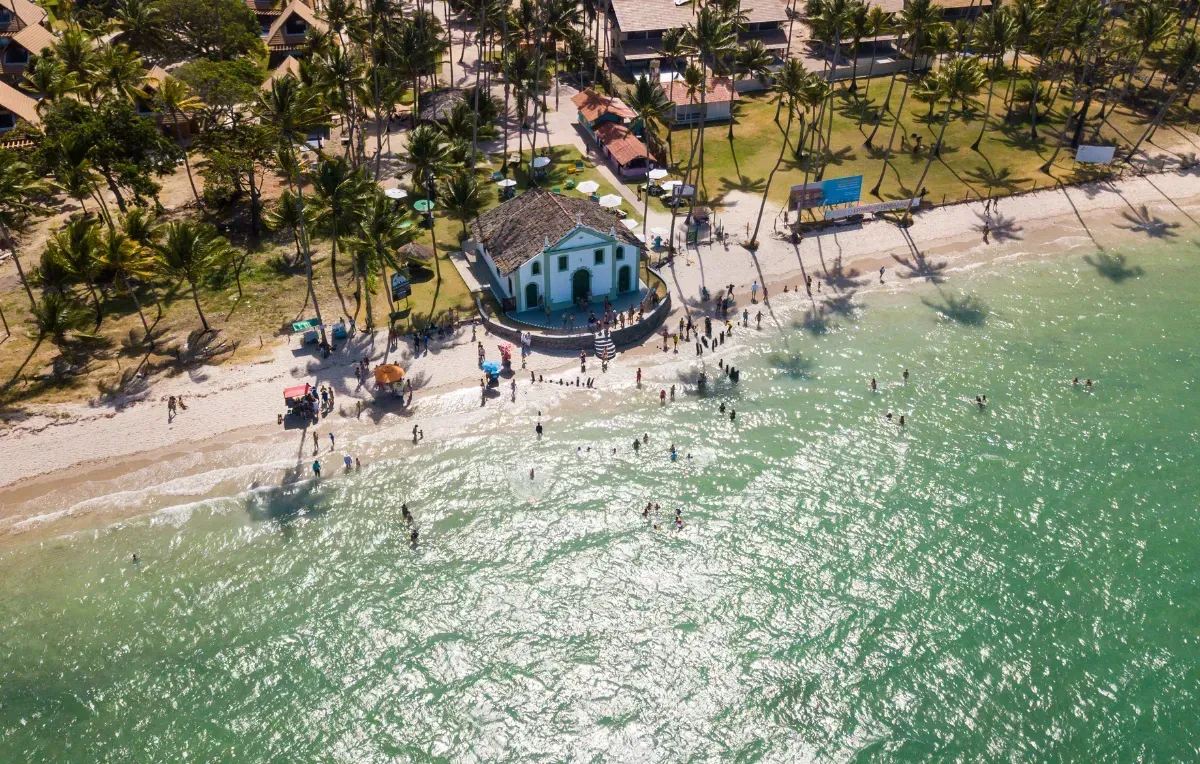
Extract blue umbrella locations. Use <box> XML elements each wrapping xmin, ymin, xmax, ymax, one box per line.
<box><xmin>481</xmin><ymin>360</ymin><xmax>501</xmax><ymax>375</ymax></box>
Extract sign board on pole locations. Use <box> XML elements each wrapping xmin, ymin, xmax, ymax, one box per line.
<box><xmin>390</xmin><ymin>273</ymin><xmax>412</xmax><ymax>301</ymax></box>
<box><xmin>789</xmin><ymin>175</ymin><xmax>864</xmax><ymax>209</ymax></box>
<box><xmin>1076</xmin><ymin>145</ymin><xmax>1116</xmax><ymax>164</ymax></box>
<box><xmin>825</xmin><ymin>197</ymin><xmax>922</xmax><ymax>220</ymax></box>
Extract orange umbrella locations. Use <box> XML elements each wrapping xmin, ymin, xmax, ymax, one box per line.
<box><xmin>374</xmin><ymin>364</ymin><xmax>405</xmax><ymax>384</ymax></box>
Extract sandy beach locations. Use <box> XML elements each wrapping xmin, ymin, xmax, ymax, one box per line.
<box><xmin>2</xmin><ymin>166</ymin><xmax>1198</xmax><ymax>543</ymax></box>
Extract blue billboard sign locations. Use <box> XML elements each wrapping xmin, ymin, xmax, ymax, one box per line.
<box><xmin>789</xmin><ymin>175</ymin><xmax>864</xmax><ymax>209</ymax></box>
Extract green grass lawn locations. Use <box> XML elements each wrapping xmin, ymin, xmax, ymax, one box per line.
<box><xmin>631</xmin><ymin>68</ymin><xmax>1185</xmax><ymax>220</ymax></box>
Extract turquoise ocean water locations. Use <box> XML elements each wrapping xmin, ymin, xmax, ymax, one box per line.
<box><xmin>1</xmin><ymin>235</ymin><xmax>1198</xmax><ymax>761</ymax></box>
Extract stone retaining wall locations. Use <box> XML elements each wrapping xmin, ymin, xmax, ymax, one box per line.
<box><xmin>476</xmin><ymin>269</ymin><xmax>673</xmax><ymax>352</ymax></box>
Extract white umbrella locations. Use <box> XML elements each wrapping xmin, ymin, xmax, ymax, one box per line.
<box><xmin>497</xmin><ymin>178</ymin><xmax>518</xmax><ymax>187</ymax></box>
<box><xmin>621</xmin><ymin>217</ymin><xmax>638</xmax><ymax>230</ymax></box>
<box><xmin>384</xmin><ymin>188</ymin><xmax>408</xmax><ymax>200</ymax></box>
<box><xmin>660</xmin><ymin>180</ymin><xmax>681</xmax><ymax>190</ymax></box>
<box><xmin>648</xmin><ymin>168</ymin><xmax>669</xmax><ymax>180</ymax></box>
<box><xmin>576</xmin><ymin>180</ymin><xmax>600</xmax><ymax>194</ymax></box>
<box><xmin>532</xmin><ymin>156</ymin><xmax>551</xmax><ymax>168</ymax></box>
<box><xmin>599</xmin><ymin>194</ymin><xmax>622</xmax><ymax>208</ymax></box>
<box><xmin>650</xmin><ymin>226</ymin><xmax>669</xmax><ymax>236</ymax></box>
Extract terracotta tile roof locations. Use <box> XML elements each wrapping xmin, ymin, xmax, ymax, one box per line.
<box><xmin>571</xmin><ymin>88</ymin><xmax>635</xmax><ymax>123</ymax></box>
<box><xmin>265</xmin><ymin>0</ymin><xmax>326</xmax><ymax>48</ymax></box>
<box><xmin>1</xmin><ymin>0</ymin><xmax>47</xmax><ymax>29</ymax></box>
<box><xmin>0</xmin><ymin>80</ymin><xmax>39</xmax><ymax>125</ymax></box>
<box><xmin>593</xmin><ymin>122</ymin><xmax>649</xmax><ymax>166</ymax></box>
<box><xmin>472</xmin><ymin>190</ymin><xmax>642</xmax><ymax>277</ymax></box>
<box><xmin>143</xmin><ymin>65</ymin><xmax>171</xmax><ymax>91</ymax></box>
<box><xmin>10</xmin><ymin>22</ymin><xmax>54</xmax><ymax>55</ymax></box>
<box><xmin>264</xmin><ymin>55</ymin><xmax>302</xmax><ymax>88</ymax></box>
<box><xmin>663</xmin><ymin>77</ymin><xmax>739</xmax><ymax>107</ymax></box>
<box><xmin>610</xmin><ymin>0</ymin><xmax>788</xmax><ymax>33</ymax></box>
<box><xmin>937</xmin><ymin>0</ymin><xmax>992</xmax><ymax>8</ymax></box>
<box><xmin>866</xmin><ymin>0</ymin><xmax>904</xmax><ymax>12</ymax></box>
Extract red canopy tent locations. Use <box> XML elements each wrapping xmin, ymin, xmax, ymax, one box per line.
<box><xmin>283</xmin><ymin>383</ymin><xmax>312</xmax><ymax>401</ymax></box>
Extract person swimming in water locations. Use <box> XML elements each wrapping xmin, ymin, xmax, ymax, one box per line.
<box><xmin>903</xmin><ymin>369</ymin><xmax>909</xmax><ymax>383</ymax></box>
<box><xmin>670</xmin><ymin>443</ymin><xmax>678</xmax><ymax>461</ymax></box>
<box><xmin>730</xmin><ymin>409</ymin><xmax>736</xmax><ymax>422</ymax></box>
<box><xmin>899</xmin><ymin>415</ymin><xmax>905</xmax><ymax>426</ymax></box>
<box><xmin>871</xmin><ymin>378</ymin><xmax>878</xmax><ymax>392</ymax></box>
<box><xmin>633</xmin><ymin>439</ymin><xmax>640</xmax><ymax>452</ymax></box>
<box><xmin>719</xmin><ymin>402</ymin><xmax>726</xmax><ymax>414</ymax></box>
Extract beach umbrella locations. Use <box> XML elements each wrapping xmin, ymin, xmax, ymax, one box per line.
<box><xmin>413</xmin><ymin>199</ymin><xmax>435</xmax><ymax>213</ymax></box>
<box><xmin>374</xmin><ymin>364</ymin><xmax>405</xmax><ymax>384</ymax></box>
<box><xmin>648</xmin><ymin>169</ymin><xmax>669</xmax><ymax>180</ymax></box>
<box><xmin>599</xmin><ymin>194</ymin><xmax>622</xmax><ymax>208</ymax></box>
<box><xmin>384</xmin><ymin>188</ymin><xmax>408</xmax><ymax>200</ymax></box>
<box><xmin>621</xmin><ymin>218</ymin><xmax>638</xmax><ymax>231</ymax></box>
<box><xmin>497</xmin><ymin>178</ymin><xmax>518</xmax><ymax>187</ymax></box>
<box><xmin>650</xmin><ymin>226</ymin><xmax>669</xmax><ymax>236</ymax></box>
<box><xmin>576</xmin><ymin>180</ymin><xmax>599</xmax><ymax>194</ymax></box>
<box><xmin>532</xmin><ymin>156</ymin><xmax>551</xmax><ymax>168</ymax></box>
<box><xmin>481</xmin><ymin>360</ymin><xmax>501</xmax><ymax>375</ymax></box>
<box><xmin>660</xmin><ymin>180</ymin><xmax>680</xmax><ymax>190</ymax></box>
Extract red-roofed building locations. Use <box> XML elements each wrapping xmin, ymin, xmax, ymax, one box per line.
<box><xmin>662</xmin><ymin>77</ymin><xmax>740</xmax><ymax>124</ymax></box>
<box><xmin>593</xmin><ymin>122</ymin><xmax>650</xmax><ymax>177</ymax></box>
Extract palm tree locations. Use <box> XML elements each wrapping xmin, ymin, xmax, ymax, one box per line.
<box><xmin>310</xmin><ymin>156</ymin><xmax>372</xmax><ymax>317</ymax></box>
<box><xmin>732</xmin><ymin>40</ymin><xmax>775</xmax><ymax>140</ymax></box>
<box><xmin>155</xmin><ymin>76</ymin><xmax>205</xmax><ymax>204</ymax></box>
<box><xmin>26</xmin><ymin>291</ymin><xmax>93</xmax><ymax>376</ymax></box>
<box><xmin>98</xmin><ymin>228</ymin><xmax>154</xmax><ymax>336</ymax></box>
<box><xmin>440</xmin><ymin>169</ymin><xmax>483</xmax><ymax>239</ymax></box>
<box><xmin>86</xmin><ymin>43</ymin><xmax>146</xmax><ymax>103</ymax></box>
<box><xmin>0</xmin><ymin>152</ymin><xmax>52</xmax><ymax>311</ymax></box>
<box><xmin>45</xmin><ymin>217</ymin><xmax>105</xmax><ymax>326</ymax></box>
<box><xmin>972</xmin><ymin>6</ymin><xmax>1015</xmax><ymax>150</ymax></box>
<box><xmin>21</xmin><ymin>56</ymin><xmax>82</xmax><ymax>107</ymax></box>
<box><xmin>265</xmin><ymin>189</ymin><xmax>316</xmax><ymax>269</ymax></box>
<box><xmin>751</xmin><ymin>61</ymin><xmax>820</xmax><ymax>246</ymax></box>
<box><xmin>256</xmin><ymin>77</ymin><xmax>327</xmax><ymax>342</ymax></box>
<box><xmin>847</xmin><ymin>0</ymin><xmax>871</xmax><ymax>93</ymax></box>
<box><xmin>153</xmin><ymin>221</ymin><xmax>231</xmax><ymax>334</ymax></box>
<box><xmin>352</xmin><ymin>191</ymin><xmax>413</xmax><ymax>329</ymax></box>
<box><xmin>682</xmin><ymin>6</ymin><xmax>738</xmax><ymax>199</ymax></box>
<box><xmin>401</xmin><ymin>123</ymin><xmax>456</xmax><ymax>189</ymax></box>
<box><xmin>626</xmin><ymin>74</ymin><xmax>673</xmax><ymax>167</ymax></box>
<box><xmin>902</xmin><ymin>56</ymin><xmax>985</xmax><ymax>220</ymax></box>
<box><xmin>871</xmin><ymin>0</ymin><xmax>943</xmax><ymax>194</ymax></box>
<box><xmin>1002</xmin><ymin>0</ymin><xmax>1042</xmax><ymax>118</ymax></box>
<box><xmin>857</xmin><ymin>6</ymin><xmax>893</xmax><ymax>128</ymax></box>
<box><xmin>113</xmin><ymin>0</ymin><xmax>163</xmax><ymax>53</ymax></box>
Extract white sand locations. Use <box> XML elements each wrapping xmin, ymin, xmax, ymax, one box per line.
<box><xmin>2</xmin><ymin>168</ymin><xmax>1199</xmax><ymax>539</ymax></box>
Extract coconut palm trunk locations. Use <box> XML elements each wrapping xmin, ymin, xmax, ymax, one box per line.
<box><xmin>0</xmin><ymin>218</ymin><xmax>35</xmax><ymax>310</ymax></box>
<box><xmin>750</xmin><ymin>106</ymin><xmax>799</xmax><ymax>245</ymax></box>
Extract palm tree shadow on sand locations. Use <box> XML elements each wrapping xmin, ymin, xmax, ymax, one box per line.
<box><xmin>1115</xmin><ymin>205</ymin><xmax>1181</xmax><ymax>239</ymax></box>
<box><xmin>1084</xmin><ymin>251</ymin><xmax>1144</xmax><ymax>282</ymax></box>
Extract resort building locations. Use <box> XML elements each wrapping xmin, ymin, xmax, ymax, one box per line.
<box><xmin>0</xmin><ymin>0</ymin><xmax>54</xmax><ymax>82</ymax></box>
<box><xmin>662</xmin><ymin>77</ymin><xmax>739</xmax><ymax>124</ymax></box>
<box><xmin>263</xmin><ymin>0</ymin><xmax>326</xmax><ymax>64</ymax></box>
<box><xmin>604</xmin><ymin>0</ymin><xmax>791</xmax><ymax>74</ymax></box>
<box><xmin>0</xmin><ymin>78</ymin><xmax>37</xmax><ymax>134</ymax></box>
<box><xmin>136</xmin><ymin>66</ymin><xmax>199</xmax><ymax>141</ymax></box>
<box><xmin>571</xmin><ymin>89</ymin><xmax>651</xmax><ymax>177</ymax></box>
<box><xmin>471</xmin><ymin>190</ymin><xmax>644</xmax><ymax>314</ymax></box>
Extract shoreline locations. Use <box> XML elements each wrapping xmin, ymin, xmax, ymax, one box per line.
<box><xmin>2</xmin><ymin>168</ymin><xmax>1198</xmax><ymax>546</ymax></box>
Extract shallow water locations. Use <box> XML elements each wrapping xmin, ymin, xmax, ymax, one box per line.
<box><xmin>2</xmin><ymin>237</ymin><xmax>1199</xmax><ymax>761</ymax></box>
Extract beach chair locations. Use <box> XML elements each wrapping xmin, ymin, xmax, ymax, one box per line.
<box><xmin>491</xmin><ymin>171</ymin><xmax>503</xmax><ymax>181</ymax></box>
<box><xmin>553</xmin><ymin>187</ymin><xmax>561</xmax><ymax>193</ymax></box>
<box><xmin>589</xmin><ymin>193</ymin><xmax>599</xmax><ymax>202</ymax></box>
<box><xmin>575</xmin><ymin>159</ymin><xmax>585</xmax><ymax>170</ymax></box>
<box><xmin>567</xmin><ymin>165</ymin><xmax>578</xmax><ymax>174</ymax></box>
<box><xmin>565</xmin><ymin>179</ymin><xmax>576</xmax><ymax>190</ymax></box>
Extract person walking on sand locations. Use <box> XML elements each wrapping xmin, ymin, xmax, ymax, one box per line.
<box><xmin>751</xmin><ymin>280</ymin><xmax>759</xmax><ymax>303</ymax></box>
<box><xmin>312</xmin><ymin>431</ymin><xmax>319</xmax><ymax>453</ymax></box>
<box><xmin>329</xmin><ymin>432</ymin><xmax>335</xmax><ymax>450</ymax></box>
<box><xmin>168</xmin><ymin>396</ymin><xmax>177</xmax><ymax>419</ymax></box>
<box><xmin>879</xmin><ymin>267</ymin><xmax>885</xmax><ymax>283</ymax></box>
<box><xmin>312</xmin><ymin>460</ymin><xmax>321</xmax><ymax>478</ymax></box>
<box><xmin>755</xmin><ymin>311</ymin><xmax>762</xmax><ymax>329</ymax></box>
<box><xmin>637</xmin><ymin>367</ymin><xmax>642</xmax><ymax>387</ymax></box>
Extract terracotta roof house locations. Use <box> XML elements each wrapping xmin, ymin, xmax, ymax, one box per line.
<box><xmin>0</xmin><ymin>6</ymin><xmax>55</xmax><ymax>81</ymax></box>
<box><xmin>263</xmin><ymin>55</ymin><xmax>303</xmax><ymax>89</ymax></box>
<box><xmin>604</xmin><ymin>0</ymin><xmax>790</xmax><ymax>72</ymax></box>
<box><xmin>471</xmin><ymin>190</ymin><xmax>644</xmax><ymax>313</ymax></box>
<box><xmin>263</xmin><ymin>0</ymin><xmax>326</xmax><ymax>63</ymax></box>
<box><xmin>0</xmin><ymin>78</ymin><xmax>38</xmax><ymax>133</ymax></box>
<box><xmin>134</xmin><ymin>66</ymin><xmax>198</xmax><ymax>141</ymax></box>
<box><xmin>570</xmin><ymin>89</ymin><xmax>651</xmax><ymax>177</ymax></box>
<box><xmin>661</xmin><ymin>77</ymin><xmax>739</xmax><ymax>124</ymax></box>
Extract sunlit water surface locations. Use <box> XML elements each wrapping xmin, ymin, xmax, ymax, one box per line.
<box><xmin>2</xmin><ymin>238</ymin><xmax>1199</xmax><ymax>762</ymax></box>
